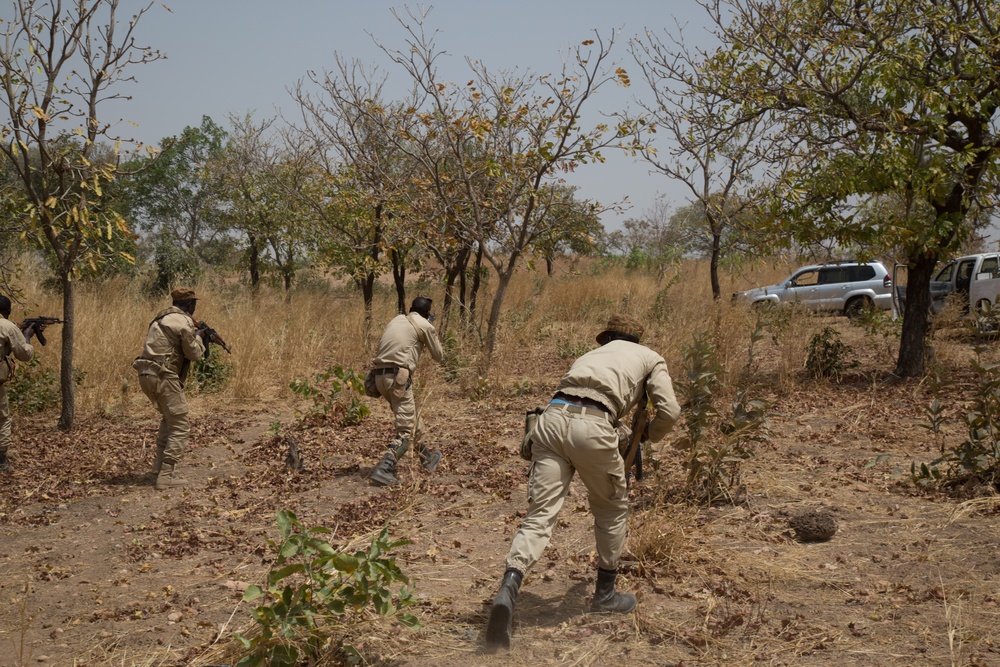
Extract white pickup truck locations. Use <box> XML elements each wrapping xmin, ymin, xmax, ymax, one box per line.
<box><xmin>893</xmin><ymin>252</ymin><xmax>1000</xmax><ymax>318</ymax></box>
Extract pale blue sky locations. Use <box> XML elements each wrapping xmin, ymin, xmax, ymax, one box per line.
<box><xmin>106</xmin><ymin>1</ymin><xmax>715</xmax><ymax>230</ymax></box>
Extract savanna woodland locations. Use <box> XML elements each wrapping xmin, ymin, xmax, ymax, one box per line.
<box><xmin>1</xmin><ymin>1</ymin><xmax>1000</xmax><ymax>665</ymax></box>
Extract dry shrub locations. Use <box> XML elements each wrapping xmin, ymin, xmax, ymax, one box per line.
<box><xmin>628</xmin><ymin>502</ymin><xmax>700</xmax><ymax>574</ymax></box>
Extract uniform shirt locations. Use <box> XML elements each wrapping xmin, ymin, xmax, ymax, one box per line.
<box><xmin>0</xmin><ymin>316</ymin><xmax>34</xmax><ymax>363</ymax></box>
<box><xmin>140</xmin><ymin>306</ymin><xmax>206</xmax><ymax>377</ymax></box>
<box><xmin>372</xmin><ymin>312</ymin><xmax>443</xmax><ymax>372</ymax></box>
<box><xmin>555</xmin><ymin>339</ymin><xmax>681</xmax><ymax>443</ymax></box>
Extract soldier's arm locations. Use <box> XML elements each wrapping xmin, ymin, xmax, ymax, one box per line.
<box><xmin>423</xmin><ymin>324</ymin><xmax>444</xmax><ymax>363</ymax></box>
<box><xmin>645</xmin><ymin>358</ymin><xmax>680</xmax><ymax>442</ymax></box>
<box><xmin>9</xmin><ymin>325</ymin><xmax>34</xmax><ymax>362</ymax></box>
<box><xmin>179</xmin><ymin>317</ymin><xmax>207</xmax><ymax>361</ymax></box>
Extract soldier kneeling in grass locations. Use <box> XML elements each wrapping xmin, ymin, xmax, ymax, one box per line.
<box><xmin>485</xmin><ymin>314</ymin><xmax>681</xmax><ymax>650</ymax></box>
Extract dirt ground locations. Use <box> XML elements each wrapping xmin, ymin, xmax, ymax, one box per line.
<box><xmin>2</xmin><ymin>317</ymin><xmax>1000</xmax><ymax>667</ymax></box>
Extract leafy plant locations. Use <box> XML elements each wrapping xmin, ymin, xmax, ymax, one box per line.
<box><xmin>674</xmin><ymin>332</ymin><xmax>769</xmax><ymax>504</ymax></box>
<box><xmin>911</xmin><ymin>347</ymin><xmax>1000</xmax><ymax>490</ymax></box>
<box><xmin>194</xmin><ymin>346</ymin><xmax>233</xmax><ymax>393</ymax></box>
<box><xmin>6</xmin><ymin>357</ymin><xmax>83</xmax><ymax>415</ymax></box>
<box><xmin>289</xmin><ymin>366</ymin><xmax>370</xmax><ymax>425</ymax></box>
<box><xmin>234</xmin><ymin>511</ymin><xmax>420</xmax><ymax>666</ymax></box>
<box><xmin>805</xmin><ymin>327</ymin><xmax>857</xmax><ymax>381</ymax></box>
<box><xmin>556</xmin><ymin>337</ymin><xmax>590</xmax><ymax>360</ymax></box>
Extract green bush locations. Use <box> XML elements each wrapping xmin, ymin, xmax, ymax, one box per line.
<box><xmin>193</xmin><ymin>346</ymin><xmax>233</xmax><ymax>393</ymax></box>
<box><xmin>290</xmin><ymin>366</ymin><xmax>370</xmax><ymax>425</ymax></box>
<box><xmin>234</xmin><ymin>511</ymin><xmax>419</xmax><ymax>667</ymax></box>
<box><xmin>911</xmin><ymin>348</ymin><xmax>1000</xmax><ymax>490</ymax></box>
<box><xmin>805</xmin><ymin>327</ymin><xmax>857</xmax><ymax>381</ymax></box>
<box><xmin>675</xmin><ymin>332</ymin><xmax>769</xmax><ymax>504</ymax></box>
<box><xmin>6</xmin><ymin>356</ymin><xmax>59</xmax><ymax>414</ymax></box>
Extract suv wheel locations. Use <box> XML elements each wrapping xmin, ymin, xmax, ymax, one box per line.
<box><xmin>844</xmin><ymin>296</ymin><xmax>871</xmax><ymax>318</ymax></box>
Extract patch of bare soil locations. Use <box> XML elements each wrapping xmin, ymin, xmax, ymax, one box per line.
<box><xmin>2</xmin><ymin>319</ymin><xmax>1000</xmax><ymax>666</ymax></box>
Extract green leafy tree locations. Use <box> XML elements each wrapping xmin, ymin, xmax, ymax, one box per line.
<box><xmin>121</xmin><ymin>115</ymin><xmax>229</xmax><ymax>264</ymax></box>
<box><xmin>0</xmin><ymin>0</ymin><xmax>163</xmax><ymax>428</ymax></box>
<box><xmin>702</xmin><ymin>0</ymin><xmax>1000</xmax><ymax>376</ymax></box>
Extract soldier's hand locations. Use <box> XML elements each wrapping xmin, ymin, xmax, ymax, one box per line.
<box><xmin>21</xmin><ymin>323</ymin><xmax>35</xmax><ymax>340</ymax></box>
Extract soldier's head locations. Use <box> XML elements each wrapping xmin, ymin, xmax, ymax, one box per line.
<box><xmin>0</xmin><ymin>296</ymin><xmax>10</xmax><ymax>319</ymax></box>
<box><xmin>596</xmin><ymin>314</ymin><xmax>644</xmax><ymax>346</ymax></box>
<box><xmin>170</xmin><ymin>287</ymin><xmax>198</xmax><ymax>316</ymax></box>
<box><xmin>409</xmin><ymin>296</ymin><xmax>433</xmax><ymax>320</ymax></box>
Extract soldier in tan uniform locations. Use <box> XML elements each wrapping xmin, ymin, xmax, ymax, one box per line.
<box><xmin>486</xmin><ymin>314</ymin><xmax>681</xmax><ymax>649</ymax></box>
<box><xmin>132</xmin><ymin>287</ymin><xmax>207</xmax><ymax>490</ymax></box>
<box><xmin>369</xmin><ymin>296</ymin><xmax>444</xmax><ymax>486</ymax></box>
<box><xmin>0</xmin><ymin>296</ymin><xmax>38</xmax><ymax>472</ymax></box>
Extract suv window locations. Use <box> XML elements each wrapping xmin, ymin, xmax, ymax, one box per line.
<box><xmin>979</xmin><ymin>256</ymin><xmax>999</xmax><ymax>278</ymax></box>
<box><xmin>819</xmin><ymin>267</ymin><xmax>848</xmax><ymax>284</ymax></box>
<box><xmin>792</xmin><ymin>269</ymin><xmax>819</xmax><ymax>286</ymax></box>
<box><xmin>847</xmin><ymin>265</ymin><xmax>876</xmax><ymax>281</ymax></box>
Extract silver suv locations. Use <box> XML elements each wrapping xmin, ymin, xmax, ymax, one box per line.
<box><xmin>734</xmin><ymin>261</ymin><xmax>893</xmax><ymax>316</ymax></box>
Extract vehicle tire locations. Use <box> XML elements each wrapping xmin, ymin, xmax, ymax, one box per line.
<box><xmin>844</xmin><ymin>296</ymin><xmax>871</xmax><ymax>318</ymax></box>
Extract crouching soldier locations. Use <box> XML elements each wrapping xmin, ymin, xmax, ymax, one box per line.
<box><xmin>369</xmin><ymin>296</ymin><xmax>444</xmax><ymax>486</ymax></box>
<box><xmin>132</xmin><ymin>287</ymin><xmax>206</xmax><ymax>490</ymax></box>
<box><xmin>485</xmin><ymin>314</ymin><xmax>681</xmax><ymax>649</ymax></box>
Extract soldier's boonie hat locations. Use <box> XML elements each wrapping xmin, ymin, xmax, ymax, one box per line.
<box><xmin>596</xmin><ymin>314</ymin><xmax>644</xmax><ymax>345</ymax></box>
<box><xmin>170</xmin><ymin>287</ymin><xmax>198</xmax><ymax>302</ymax></box>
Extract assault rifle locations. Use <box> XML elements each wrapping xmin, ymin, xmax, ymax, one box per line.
<box><xmin>21</xmin><ymin>316</ymin><xmax>62</xmax><ymax>346</ymax></box>
<box><xmin>195</xmin><ymin>320</ymin><xmax>232</xmax><ymax>357</ymax></box>
<box><xmin>622</xmin><ymin>391</ymin><xmax>648</xmax><ymax>485</ymax></box>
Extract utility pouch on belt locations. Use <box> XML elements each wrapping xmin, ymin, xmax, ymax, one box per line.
<box><xmin>520</xmin><ymin>406</ymin><xmax>545</xmax><ymax>461</ymax></box>
<box><xmin>0</xmin><ymin>356</ymin><xmax>13</xmax><ymax>385</ymax></box>
<box><xmin>363</xmin><ymin>367</ymin><xmax>380</xmax><ymax>398</ymax></box>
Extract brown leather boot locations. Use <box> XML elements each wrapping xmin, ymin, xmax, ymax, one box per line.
<box><xmin>154</xmin><ymin>462</ymin><xmax>188</xmax><ymax>490</ymax></box>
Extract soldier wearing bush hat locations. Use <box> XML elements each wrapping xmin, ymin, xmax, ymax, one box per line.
<box><xmin>131</xmin><ymin>287</ymin><xmax>207</xmax><ymax>490</ymax></box>
<box><xmin>485</xmin><ymin>313</ymin><xmax>681</xmax><ymax>649</ymax></box>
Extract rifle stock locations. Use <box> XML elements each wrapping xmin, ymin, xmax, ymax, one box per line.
<box><xmin>623</xmin><ymin>393</ymin><xmax>648</xmax><ymax>482</ymax></box>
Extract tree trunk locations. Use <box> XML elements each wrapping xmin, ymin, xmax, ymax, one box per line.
<box><xmin>469</xmin><ymin>242</ymin><xmax>484</xmax><ymax>323</ymax></box>
<box><xmin>248</xmin><ymin>233</ymin><xmax>261</xmax><ymax>294</ymax></box>
<box><xmin>57</xmin><ymin>272</ymin><xmax>75</xmax><ymax>430</ymax></box>
<box><xmin>391</xmin><ymin>248</ymin><xmax>406</xmax><ymax>314</ymax></box>
<box><xmin>709</xmin><ymin>232</ymin><xmax>722</xmax><ymax>300</ymax></box>
<box><xmin>546</xmin><ymin>254</ymin><xmax>554</xmax><ymax>277</ymax></box>
<box><xmin>894</xmin><ymin>254</ymin><xmax>936</xmax><ymax>378</ymax></box>
<box><xmin>481</xmin><ymin>264</ymin><xmax>515</xmax><ymax>377</ymax></box>
<box><xmin>361</xmin><ymin>272</ymin><xmax>375</xmax><ymax>337</ymax></box>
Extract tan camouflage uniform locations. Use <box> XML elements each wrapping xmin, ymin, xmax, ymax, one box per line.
<box><xmin>505</xmin><ymin>337</ymin><xmax>680</xmax><ymax>573</ymax></box>
<box><xmin>371</xmin><ymin>312</ymin><xmax>443</xmax><ymax>446</ymax></box>
<box><xmin>0</xmin><ymin>316</ymin><xmax>34</xmax><ymax>459</ymax></box>
<box><xmin>132</xmin><ymin>299</ymin><xmax>205</xmax><ymax>485</ymax></box>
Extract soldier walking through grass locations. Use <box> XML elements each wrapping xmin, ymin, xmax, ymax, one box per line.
<box><xmin>0</xmin><ymin>295</ymin><xmax>39</xmax><ymax>472</ymax></box>
<box><xmin>131</xmin><ymin>287</ymin><xmax>207</xmax><ymax>490</ymax></box>
<box><xmin>485</xmin><ymin>314</ymin><xmax>681</xmax><ymax>649</ymax></box>
<box><xmin>369</xmin><ymin>296</ymin><xmax>444</xmax><ymax>486</ymax></box>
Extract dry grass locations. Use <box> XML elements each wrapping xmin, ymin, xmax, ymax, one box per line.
<box><xmin>9</xmin><ymin>257</ymin><xmax>804</xmax><ymax>418</ymax></box>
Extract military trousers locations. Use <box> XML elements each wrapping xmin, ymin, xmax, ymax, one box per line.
<box><xmin>505</xmin><ymin>403</ymin><xmax>629</xmax><ymax>574</ymax></box>
<box><xmin>0</xmin><ymin>384</ymin><xmax>10</xmax><ymax>454</ymax></box>
<box><xmin>137</xmin><ymin>371</ymin><xmax>190</xmax><ymax>464</ymax></box>
<box><xmin>375</xmin><ymin>368</ymin><xmax>425</xmax><ymax>446</ymax></box>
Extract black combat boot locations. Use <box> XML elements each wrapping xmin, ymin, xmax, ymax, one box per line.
<box><xmin>0</xmin><ymin>449</ymin><xmax>8</xmax><ymax>472</ymax></box>
<box><xmin>485</xmin><ymin>568</ymin><xmax>523</xmax><ymax>649</ymax></box>
<box><xmin>418</xmin><ymin>446</ymin><xmax>442</xmax><ymax>473</ymax></box>
<box><xmin>590</xmin><ymin>567</ymin><xmax>637</xmax><ymax>613</ymax></box>
<box><xmin>369</xmin><ymin>451</ymin><xmax>400</xmax><ymax>486</ymax></box>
